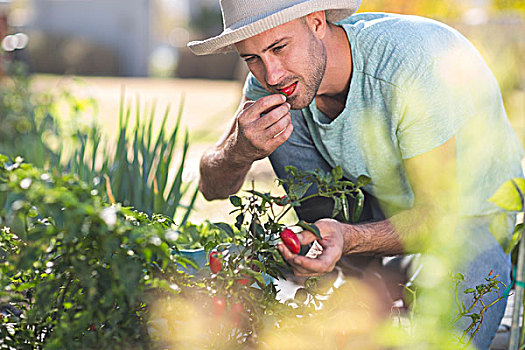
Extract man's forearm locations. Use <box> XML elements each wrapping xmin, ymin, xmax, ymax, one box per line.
<box><xmin>342</xmin><ymin>204</ymin><xmax>452</xmax><ymax>256</ymax></box>
<box><xmin>199</xmin><ymin>142</ymin><xmax>252</xmax><ymax>200</ymax></box>
<box><xmin>342</xmin><ymin>218</ymin><xmax>403</xmax><ymax>256</ymax></box>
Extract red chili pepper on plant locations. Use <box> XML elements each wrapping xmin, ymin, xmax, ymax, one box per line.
<box><xmin>230</xmin><ymin>301</ymin><xmax>244</xmax><ymax>326</ymax></box>
<box><xmin>209</xmin><ymin>251</ymin><xmax>222</xmax><ymax>274</ymax></box>
<box><xmin>237</xmin><ymin>277</ymin><xmax>250</xmax><ymax>286</ymax></box>
<box><xmin>280</xmin><ymin>228</ymin><xmax>300</xmax><ymax>254</ymax></box>
<box><xmin>212</xmin><ymin>296</ymin><xmax>226</xmax><ymax>317</ymax></box>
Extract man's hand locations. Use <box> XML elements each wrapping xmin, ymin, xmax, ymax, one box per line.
<box><xmin>230</xmin><ymin>94</ymin><xmax>293</xmax><ymax>165</ymax></box>
<box><xmin>277</xmin><ymin>219</ymin><xmax>346</xmax><ymax>277</ymax></box>
<box><xmin>198</xmin><ymin>93</ymin><xmax>293</xmax><ymax>200</ymax></box>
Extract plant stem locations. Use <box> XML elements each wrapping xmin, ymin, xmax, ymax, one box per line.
<box><xmin>509</xmin><ymin>219</ymin><xmax>525</xmax><ymax>349</ymax></box>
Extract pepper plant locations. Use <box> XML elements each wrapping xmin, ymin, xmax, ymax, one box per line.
<box><xmin>153</xmin><ymin>165</ymin><xmax>371</xmax><ymax>348</ymax></box>
<box><xmin>0</xmin><ymin>154</ymin><xmax>194</xmax><ymax>349</ymax></box>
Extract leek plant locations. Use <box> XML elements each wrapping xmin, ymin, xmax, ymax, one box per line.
<box><xmin>59</xmin><ymin>93</ymin><xmax>198</xmax><ymax>225</ymax></box>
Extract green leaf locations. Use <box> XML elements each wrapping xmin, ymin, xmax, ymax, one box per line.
<box><xmin>235</xmin><ymin>213</ymin><xmax>244</xmax><ymax>230</ymax></box>
<box><xmin>331</xmin><ymin>166</ymin><xmax>343</xmax><ymax>181</ymax></box>
<box><xmin>464</xmin><ymin>288</ymin><xmax>476</xmax><ymax>294</ymax></box>
<box><xmin>357</xmin><ymin>174</ymin><xmax>371</xmax><ymax>188</ymax></box>
<box><xmin>488</xmin><ymin>178</ymin><xmax>525</xmax><ymax>211</ymax></box>
<box><xmin>490</xmin><ymin>213</ymin><xmax>512</xmax><ymax>253</ymax></box>
<box><xmin>507</xmin><ymin>223</ymin><xmax>524</xmax><ymax>255</ymax></box>
<box><xmin>212</xmin><ymin>222</ymin><xmax>234</xmax><ymax>237</ymax></box>
<box><xmin>250</xmin><ymin>260</ymin><xmax>266</xmax><ymax>274</ymax></box>
<box><xmin>296</xmin><ymin>220</ymin><xmax>322</xmax><ymax>240</ymax></box>
<box><xmin>331</xmin><ymin>196</ymin><xmax>342</xmax><ymax>219</ymax></box>
<box><xmin>253</xmin><ymin>273</ymin><xmax>267</xmax><ymax>288</ymax></box>
<box><xmin>246</xmin><ymin>189</ymin><xmax>271</xmax><ymax>202</ymax></box>
<box><xmin>229</xmin><ymin>195</ymin><xmax>242</xmax><ymax>207</ymax></box>
<box><xmin>284</xmin><ymin>166</ymin><xmax>298</xmax><ymax>177</ymax></box>
<box><xmin>289</xmin><ymin>182</ymin><xmax>312</xmax><ymax>199</ymax></box>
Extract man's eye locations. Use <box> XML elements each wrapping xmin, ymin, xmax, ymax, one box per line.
<box><xmin>244</xmin><ymin>56</ymin><xmax>257</xmax><ymax>63</ymax></box>
<box><xmin>273</xmin><ymin>45</ymin><xmax>286</xmax><ymax>53</ymax></box>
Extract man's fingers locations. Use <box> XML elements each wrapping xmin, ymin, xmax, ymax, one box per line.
<box><xmin>278</xmin><ymin>242</ymin><xmax>337</xmax><ymax>277</ymax></box>
<box><xmin>263</xmin><ymin>112</ymin><xmax>291</xmax><ymax>138</ymax></box>
<box><xmin>241</xmin><ymin>100</ymin><xmax>255</xmax><ymax>111</ymax></box>
<box><xmin>277</xmin><ymin>242</ymin><xmax>295</xmax><ymax>261</ymax></box>
<box><xmin>292</xmin><ymin>254</ymin><xmax>335</xmax><ymax>274</ymax></box>
<box><xmin>241</xmin><ymin>94</ymin><xmax>287</xmax><ymax>122</ymax></box>
<box><xmin>296</xmin><ymin>231</ymin><xmax>318</xmax><ymax>245</ymax></box>
<box><xmin>256</xmin><ymin>103</ymin><xmax>291</xmax><ymax>129</ymax></box>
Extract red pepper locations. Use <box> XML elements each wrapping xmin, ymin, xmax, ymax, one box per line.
<box><xmin>280</xmin><ymin>83</ymin><xmax>296</xmax><ymax>97</ymax></box>
<box><xmin>209</xmin><ymin>251</ymin><xmax>222</xmax><ymax>274</ymax></box>
<box><xmin>212</xmin><ymin>296</ymin><xmax>226</xmax><ymax>316</ymax></box>
<box><xmin>237</xmin><ymin>277</ymin><xmax>250</xmax><ymax>286</ymax></box>
<box><xmin>280</xmin><ymin>228</ymin><xmax>300</xmax><ymax>254</ymax></box>
<box><xmin>230</xmin><ymin>302</ymin><xmax>244</xmax><ymax>326</ymax></box>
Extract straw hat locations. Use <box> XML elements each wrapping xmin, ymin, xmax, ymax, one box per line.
<box><xmin>187</xmin><ymin>0</ymin><xmax>361</xmax><ymax>55</ymax></box>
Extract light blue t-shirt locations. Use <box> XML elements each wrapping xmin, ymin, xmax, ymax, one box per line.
<box><xmin>243</xmin><ymin>13</ymin><xmax>524</xmax><ymax>217</ymax></box>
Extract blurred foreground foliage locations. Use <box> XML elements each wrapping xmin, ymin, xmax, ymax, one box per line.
<box><xmin>0</xmin><ymin>153</ymin><xmax>511</xmax><ymax>349</ymax></box>
<box><xmin>0</xmin><ymin>155</ymin><xmax>195</xmax><ymax>349</ymax></box>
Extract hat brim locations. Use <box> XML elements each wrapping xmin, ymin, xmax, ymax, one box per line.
<box><xmin>187</xmin><ymin>1</ymin><xmax>360</xmax><ymax>56</ymax></box>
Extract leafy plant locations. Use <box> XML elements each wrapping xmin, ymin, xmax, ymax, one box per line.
<box><xmin>0</xmin><ymin>63</ymin><xmax>60</xmax><ymax>169</ymax></box>
<box><xmin>175</xmin><ymin>220</ymin><xmax>236</xmax><ymax>250</ymax></box>
<box><xmin>151</xmin><ymin>165</ymin><xmax>372</xmax><ymax>348</ymax></box>
<box><xmin>59</xmin><ymin>93</ymin><xmax>198</xmax><ymax>224</ymax></box>
<box><xmin>0</xmin><ymin>154</ymin><xmax>193</xmax><ymax>349</ymax></box>
<box><xmin>453</xmin><ymin>271</ymin><xmax>507</xmax><ymax>348</ymax></box>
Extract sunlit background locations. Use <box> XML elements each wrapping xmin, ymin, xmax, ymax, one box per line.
<box><xmin>0</xmin><ymin>0</ymin><xmax>524</xmax><ymax>223</ymax></box>
<box><xmin>1</xmin><ymin>2</ymin><xmax>524</xmax><ymax>348</ymax></box>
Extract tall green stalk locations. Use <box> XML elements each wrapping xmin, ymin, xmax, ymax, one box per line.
<box><xmin>64</xmin><ymin>91</ymin><xmax>198</xmax><ymax>225</ymax></box>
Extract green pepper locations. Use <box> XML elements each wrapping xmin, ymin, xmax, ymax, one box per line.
<box><xmin>341</xmin><ymin>193</ymin><xmax>350</xmax><ymax>223</ymax></box>
<box><xmin>352</xmin><ymin>189</ymin><xmax>365</xmax><ymax>223</ymax></box>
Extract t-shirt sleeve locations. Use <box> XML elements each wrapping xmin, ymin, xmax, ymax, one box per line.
<box><xmin>396</xmin><ymin>56</ymin><xmax>476</xmax><ymax>159</ymax></box>
<box><xmin>242</xmin><ymin>73</ymin><xmax>270</xmax><ymax>101</ymax></box>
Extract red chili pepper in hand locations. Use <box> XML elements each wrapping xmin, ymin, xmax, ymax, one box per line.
<box><xmin>209</xmin><ymin>251</ymin><xmax>222</xmax><ymax>274</ymax></box>
<box><xmin>280</xmin><ymin>228</ymin><xmax>300</xmax><ymax>254</ymax></box>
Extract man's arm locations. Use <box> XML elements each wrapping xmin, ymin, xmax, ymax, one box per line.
<box><xmin>199</xmin><ymin>93</ymin><xmax>293</xmax><ymax>200</ymax></box>
<box><xmin>278</xmin><ymin>137</ymin><xmax>458</xmax><ymax>277</ymax></box>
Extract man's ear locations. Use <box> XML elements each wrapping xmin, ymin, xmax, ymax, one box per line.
<box><xmin>305</xmin><ymin>11</ymin><xmax>327</xmax><ymax>40</ymax></box>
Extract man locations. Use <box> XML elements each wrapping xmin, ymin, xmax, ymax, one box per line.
<box><xmin>188</xmin><ymin>0</ymin><xmax>524</xmax><ymax>348</ymax></box>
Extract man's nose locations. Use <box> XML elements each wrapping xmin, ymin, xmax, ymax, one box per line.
<box><xmin>264</xmin><ymin>57</ymin><xmax>285</xmax><ymax>87</ymax></box>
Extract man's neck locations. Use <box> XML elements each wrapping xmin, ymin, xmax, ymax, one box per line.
<box><xmin>315</xmin><ymin>24</ymin><xmax>353</xmax><ymax>120</ymax></box>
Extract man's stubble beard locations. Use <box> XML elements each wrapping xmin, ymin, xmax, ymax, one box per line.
<box><xmin>288</xmin><ymin>36</ymin><xmax>327</xmax><ymax>110</ymax></box>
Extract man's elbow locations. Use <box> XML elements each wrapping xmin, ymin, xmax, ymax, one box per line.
<box><xmin>198</xmin><ymin>179</ymin><xmax>232</xmax><ymax>201</ymax></box>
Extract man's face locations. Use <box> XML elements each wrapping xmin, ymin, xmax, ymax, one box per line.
<box><xmin>235</xmin><ymin>17</ymin><xmax>327</xmax><ymax>109</ymax></box>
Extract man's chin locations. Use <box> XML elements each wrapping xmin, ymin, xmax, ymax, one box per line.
<box><xmin>288</xmin><ymin>96</ymin><xmax>313</xmax><ymax>110</ymax></box>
